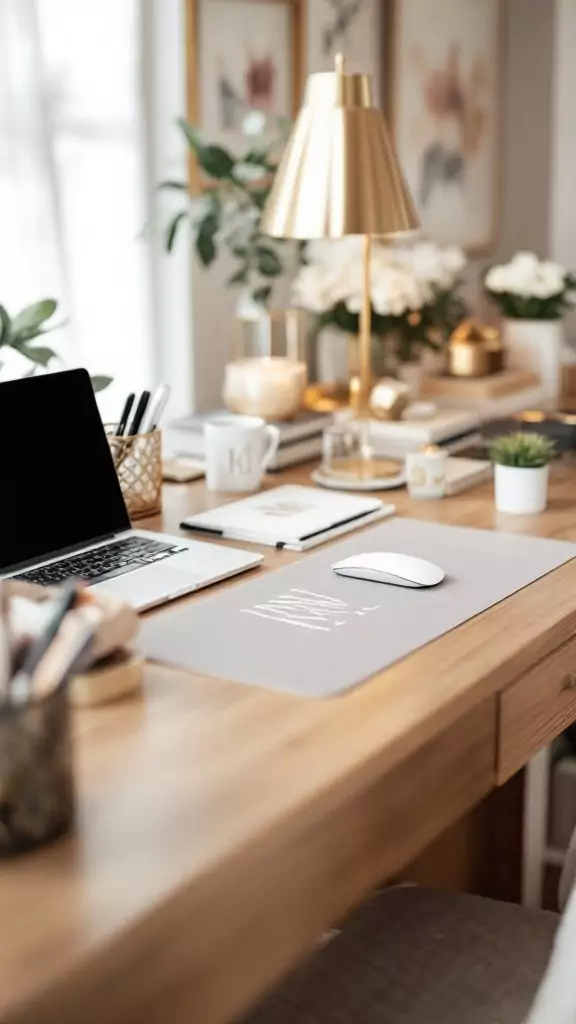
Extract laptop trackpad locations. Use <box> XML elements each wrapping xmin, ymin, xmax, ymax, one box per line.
<box><xmin>91</xmin><ymin>564</ymin><xmax>200</xmax><ymax>611</ymax></box>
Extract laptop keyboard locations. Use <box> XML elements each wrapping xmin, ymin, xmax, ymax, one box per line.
<box><xmin>13</xmin><ymin>536</ymin><xmax>189</xmax><ymax>587</ymax></box>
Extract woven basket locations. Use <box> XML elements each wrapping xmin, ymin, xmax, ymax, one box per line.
<box><xmin>108</xmin><ymin>429</ymin><xmax>162</xmax><ymax>521</ymax></box>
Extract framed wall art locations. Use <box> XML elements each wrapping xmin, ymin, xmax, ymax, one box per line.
<box><xmin>387</xmin><ymin>0</ymin><xmax>502</xmax><ymax>253</ymax></box>
<box><xmin>306</xmin><ymin>0</ymin><xmax>383</xmax><ymax>104</ymax></box>
<box><xmin>187</xmin><ymin>0</ymin><xmax>303</xmax><ymax>158</ymax></box>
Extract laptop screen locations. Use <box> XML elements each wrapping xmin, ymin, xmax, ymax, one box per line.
<box><xmin>0</xmin><ymin>369</ymin><xmax>130</xmax><ymax>571</ymax></box>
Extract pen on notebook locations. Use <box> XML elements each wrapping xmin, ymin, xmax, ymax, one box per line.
<box><xmin>127</xmin><ymin>390</ymin><xmax>150</xmax><ymax>436</ymax></box>
<box><xmin>140</xmin><ymin>384</ymin><xmax>171</xmax><ymax>434</ymax></box>
<box><xmin>116</xmin><ymin>392</ymin><xmax>135</xmax><ymax>437</ymax></box>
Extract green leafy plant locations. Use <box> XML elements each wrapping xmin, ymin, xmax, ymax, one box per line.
<box><xmin>489</xmin><ymin>432</ymin><xmax>555</xmax><ymax>468</ymax></box>
<box><xmin>159</xmin><ymin>118</ymin><xmax>304</xmax><ymax>307</ymax></box>
<box><xmin>0</xmin><ymin>298</ymin><xmax>111</xmax><ymax>392</ymax></box>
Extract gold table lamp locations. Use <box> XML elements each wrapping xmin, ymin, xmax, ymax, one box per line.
<box><xmin>261</xmin><ymin>55</ymin><xmax>419</xmax><ymax>480</ymax></box>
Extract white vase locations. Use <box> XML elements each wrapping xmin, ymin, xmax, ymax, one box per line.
<box><xmin>502</xmin><ymin>318</ymin><xmax>563</xmax><ymax>403</ymax></box>
<box><xmin>494</xmin><ymin>463</ymin><xmax>549</xmax><ymax>515</ymax></box>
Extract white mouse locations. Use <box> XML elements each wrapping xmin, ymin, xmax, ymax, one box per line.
<box><xmin>331</xmin><ymin>552</ymin><xmax>445</xmax><ymax>588</ymax></box>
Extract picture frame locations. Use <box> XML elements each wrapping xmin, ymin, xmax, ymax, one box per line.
<box><xmin>186</xmin><ymin>0</ymin><xmax>304</xmax><ymax>188</ymax></box>
<box><xmin>305</xmin><ymin>0</ymin><xmax>383</xmax><ymax>105</ymax></box>
<box><xmin>386</xmin><ymin>0</ymin><xmax>503</xmax><ymax>253</ymax></box>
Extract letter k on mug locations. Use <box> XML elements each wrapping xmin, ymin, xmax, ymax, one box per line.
<box><xmin>205</xmin><ymin>416</ymin><xmax>280</xmax><ymax>492</ymax></box>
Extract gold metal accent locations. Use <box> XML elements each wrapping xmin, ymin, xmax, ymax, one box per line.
<box><xmin>261</xmin><ymin>59</ymin><xmax>419</xmax><ymax>241</ymax></box>
<box><xmin>261</xmin><ymin>53</ymin><xmax>419</xmax><ymax>438</ymax></box>
<box><xmin>303</xmin><ymin>381</ymin><xmax>351</xmax><ymax>413</ymax></box>
<box><xmin>515</xmin><ymin>410</ymin><xmax>547</xmax><ymax>423</ymax></box>
<box><xmin>562</xmin><ymin>671</ymin><xmax>576</xmax><ymax>691</ymax></box>
<box><xmin>369</xmin><ymin>377</ymin><xmax>411</xmax><ymax>421</ymax></box>
<box><xmin>325</xmin><ymin>456</ymin><xmax>402</xmax><ymax>482</ymax></box>
<box><xmin>448</xmin><ymin>318</ymin><xmax>494</xmax><ymax>378</ymax></box>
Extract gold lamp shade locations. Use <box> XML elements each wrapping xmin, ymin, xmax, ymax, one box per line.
<box><xmin>261</xmin><ymin>61</ymin><xmax>419</xmax><ymax>240</ymax></box>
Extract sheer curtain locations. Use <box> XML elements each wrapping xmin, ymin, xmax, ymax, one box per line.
<box><xmin>0</xmin><ymin>0</ymin><xmax>154</xmax><ymax>416</ymax></box>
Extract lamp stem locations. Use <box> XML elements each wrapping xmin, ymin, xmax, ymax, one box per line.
<box><xmin>359</xmin><ymin>233</ymin><xmax>372</xmax><ymax>417</ymax></box>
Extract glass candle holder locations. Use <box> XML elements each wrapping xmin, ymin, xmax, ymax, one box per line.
<box><xmin>321</xmin><ymin>423</ymin><xmax>401</xmax><ymax>482</ymax></box>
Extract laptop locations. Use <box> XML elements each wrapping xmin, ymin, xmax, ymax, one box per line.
<box><xmin>0</xmin><ymin>369</ymin><xmax>263</xmax><ymax>611</ymax></box>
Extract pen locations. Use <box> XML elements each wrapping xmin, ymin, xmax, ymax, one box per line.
<box><xmin>9</xmin><ymin>581</ymin><xmax>78</xmax><ymax>704</ymax></box>
<box><xmin>128</xmin><ymin>390</ymin><xmax>151</xmax><ymax>436</ymax></box>
<box><xmin>140</xmin><ymin>384</ymin><xmax>171</xmax><ymax>434</ymax></box>
<box><xmin>116</xmin><ymin>392</ymin><xmax>135</xmax><ymax>437</ymax></box>
<box><xmin>31</xmin><ymin>609</ymin><xmax>98</xmax><ymax>701</ymax></box>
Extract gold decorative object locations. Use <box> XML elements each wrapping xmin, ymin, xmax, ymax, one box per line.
<box><xmin>368</xmin><ymin>377</ymin><xmax>411</xmax><ymax>421</ymax></box>
<box><xmin>108</xmin><ymin>429</ymin><xmax>162</xmax><ymax>521</ymax></box>
<box><xmin>261</xmin><ymin>52</ymin><xmax>419</xmax><ymax>482</ymax></box>
<box><xmin>448</xmin><ymin>318</ymin><xmax>496</xmax><ymax>377</ymax></box>
<box><xmin>224</xmin><ymin>357</ymin><xmax>307</xmax><ymax>421</ymax></box>
<box><xmin>485</xmin><ymin>325</ymin><xmax>504</xmax><ymax>374</ymax></box>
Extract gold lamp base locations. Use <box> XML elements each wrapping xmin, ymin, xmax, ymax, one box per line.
<box><xmin>324</xmin><ymin>455</ymin><xmax>403</xmax><ymax>483</ymax></box>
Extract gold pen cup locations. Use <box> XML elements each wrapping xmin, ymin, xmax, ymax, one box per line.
<box><xmin>0</xmin><ymin>685</ymin><xmax>74</xmax><ymax>857</ymax></box>
<box><xmin>107</xmin><ymin>428</ymin><xmax>162</xmax><ymax>521</ymax></box>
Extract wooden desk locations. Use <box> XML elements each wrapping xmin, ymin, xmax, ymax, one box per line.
<box><xmin>3</xmin><ymin>462</ymin><xmax>576</xmax><ymax>1024</ymax></box>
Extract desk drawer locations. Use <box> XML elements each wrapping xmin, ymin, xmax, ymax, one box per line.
<box><xmin>498</xmin><ymin>635</ymin><xmax>576</xmax><ymax>783</ymax></box>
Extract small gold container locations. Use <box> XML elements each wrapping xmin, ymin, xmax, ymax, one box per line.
<box><xmin>448</xmin><ymin>318</ymin><xmax>493</xmax><ymax>378</ymax></box>
<box><xmin>107</xmin><ymin>429</ymin><xmax>162</xmax><ymax>521</ymax></box>
<box><xmin>485</xmin><ymin>326</ymin><xmax>505</xmax><ymax>374</ymax></box>
<box><xmin>369</xmin><ymin>377</ymin><xmax>411</xmax><ymax>421</ymax></box>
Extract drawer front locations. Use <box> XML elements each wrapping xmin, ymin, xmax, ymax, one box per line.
<box><xmin>498</xmin><ymin>635</ymin><xmax>576</xmax><ymax>783</ymax></box>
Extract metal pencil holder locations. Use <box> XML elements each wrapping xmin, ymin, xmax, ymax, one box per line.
<box><xmin>0</xmin><ymin>685</ymin><xmax>74</xmax><ymax>858</ymax></box>
<box><xmin>107</xmin><ymin>428</ymin><xmax>162</xmax><ymax>521</ymax></box>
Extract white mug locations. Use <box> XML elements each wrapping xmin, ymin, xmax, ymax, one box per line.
<box><xmin>204</xmin><ymin>415</ymin><xmax>280</xmax><ymax>492</ymax></box>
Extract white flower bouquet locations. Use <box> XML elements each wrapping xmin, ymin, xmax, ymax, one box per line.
<box><xmin>484</xmin><ymin>251</ymin><xmax>576</xmax><ymax>320</ymax></box>
<box><xmin>293</xmin><ymin>240</ymin><xmax>467</xmax><ymax>362</ymax></box>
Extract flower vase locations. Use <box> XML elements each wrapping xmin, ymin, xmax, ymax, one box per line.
<box><xmin>503</xmin><ymin>319</ymin><xmax>563</xmax><ymax>403</ymax></box>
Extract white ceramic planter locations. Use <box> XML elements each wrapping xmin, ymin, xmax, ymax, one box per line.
<box><xmin>503</xmin><ymin>318</ymin><xmax>563</xmax><ymax>403</ymax></box>
<box><xmin>494</xmin><ymin>463</ymin><xmax>549</xmax><ymax>515</ymax></box>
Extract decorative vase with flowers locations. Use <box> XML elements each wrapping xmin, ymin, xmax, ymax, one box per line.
<box><xmin>489</xmin><ymin>432</ymin><xmax>555</xmax><ymax>515</ymax></box>
<box><xmin>484</xmin><ymin>252</ymin><xmax>576</xmax><ymax>403</ymax></box>
<box><xmin>293</xmin><ymin>239</ymin><xmax>467</xmax><ymax>403</ymax></box>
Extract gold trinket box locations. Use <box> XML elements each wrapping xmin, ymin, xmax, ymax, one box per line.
<box><xmin>448</xmin><ymin>319</ymin><xmax>503</xmax><ymax>378</ymax></box>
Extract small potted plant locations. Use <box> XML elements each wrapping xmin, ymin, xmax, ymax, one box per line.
<box><xmin>489</xmin><ymin>433</ymin><xmax>555</xmax><ymax>515</ymax></box>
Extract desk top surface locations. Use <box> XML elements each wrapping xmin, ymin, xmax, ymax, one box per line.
<box><xmin>3</xmin><ymin>460</ymin><xmax>576</xmax><ymax>1020</ymax></box>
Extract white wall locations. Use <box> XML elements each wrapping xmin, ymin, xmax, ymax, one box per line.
<box><xmin>550</xmin><ymin>0</ymin><xmax>576</xmax><ymax>345</ymax></box>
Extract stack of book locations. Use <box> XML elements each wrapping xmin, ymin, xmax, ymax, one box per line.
<box><xmin>336</xmin><ymin>408</ymin><xmax>483</xmax><ymax>459</ymax></box>
<box><xmin>420</xmin><ymin>369</ymin><xmax>544</xmax><ymax>417</ymax></box>
<box><xmin>168</xmin><ymin>409</ymin><xmax>332</xmax><ymax>471</ymax></box>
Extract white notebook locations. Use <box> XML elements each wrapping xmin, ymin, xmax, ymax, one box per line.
<box><xmin>180</xmin><ymin>485</ymin><xmax>395</xmax><ymax>551</ymax></box>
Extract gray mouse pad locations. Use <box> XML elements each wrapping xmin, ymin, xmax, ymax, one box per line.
<box><xmin>138</xmin><ymin>518</ymin><xmax>576</xmax><ymax>697</ymax></box>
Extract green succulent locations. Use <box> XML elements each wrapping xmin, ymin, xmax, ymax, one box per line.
<box><xmin>0</xmin><ymin>298</ymin><xmax>111</xmax><ymax>392</ymax></box>
<box><xmin>489</xmin><ymin>432</ymin><xmax>555</xmax><ymax>468</ymax></box>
